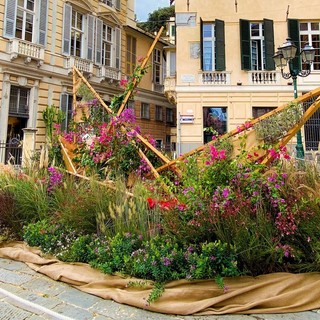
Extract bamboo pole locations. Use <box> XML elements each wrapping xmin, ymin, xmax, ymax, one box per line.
<box><xmin>73</xmin><ymin>66</ymin><xmax>114</xmax><ymax>114</ymax></box>
<box><xmin>262</xmin><ymin>94</ymin><xmax>320</xmax><ymax>165</ymax></box>
<box><xmin>156</xmin><ymin>87</ymin><xmax>320</xmax><ymax>173</ymax></box>
<box><xmin>65</xmin><ymin>169</ymin><xmax>134</xmax><ymax>197</ymax></box>
<box><xmin>116</xmin><ymin>26</ymin><xmax>164</xmax><ymax>117</ymax></box>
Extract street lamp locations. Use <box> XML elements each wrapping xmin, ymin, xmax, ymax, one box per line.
<box><xmin>273</xmin><ymin>38</ymin><xmax>315</xmax><ymax>159</ymax></box>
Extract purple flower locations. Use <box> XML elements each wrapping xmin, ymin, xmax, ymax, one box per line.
<box><xmin>47</xmin><ymin>167</ymin><xmax>63</xmax><ymax>193</ymax></box>
<box><xmin>222</xmin><ymin>188</ymin><xmax>230</xmax><ymax>198</ymax></box>
<box><xmin>162</xmin><ymin>257</ymin><xmax>171</xmax><ymax>266</ymax></box>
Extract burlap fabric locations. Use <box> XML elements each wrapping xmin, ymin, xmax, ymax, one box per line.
<box><xmin>1</xmin><ymin>241</ymin><xmax>320</xmax><ymax>315</ymax></box>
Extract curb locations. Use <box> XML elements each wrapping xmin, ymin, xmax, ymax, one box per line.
<box><xmin>0</xmin><ymin>287</ymin><xmax>73</xmax><ymax>320</ymax></box>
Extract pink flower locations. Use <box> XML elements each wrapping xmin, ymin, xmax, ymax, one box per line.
<box><xmin>119</xmin><ymin>78</ymin><xmax>128</xmax><ymax>87</ymax></box>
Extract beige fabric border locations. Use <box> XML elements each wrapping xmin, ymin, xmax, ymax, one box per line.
<box><xmin>1</xmin><ymin>241</ymin><xmax>320</xmax><ymax>315</ymax></box>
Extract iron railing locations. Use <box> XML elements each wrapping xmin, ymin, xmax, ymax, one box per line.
<box><xmin>0</xmin><ymin>138</ymin><xmax>22</xmax><ymax>165</ymax></box>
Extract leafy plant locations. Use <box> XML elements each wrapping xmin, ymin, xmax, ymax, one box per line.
<box><xmin>254</xmin><ymin>102</ymin><xmax>303</xmax><ymax>143</ymax></box>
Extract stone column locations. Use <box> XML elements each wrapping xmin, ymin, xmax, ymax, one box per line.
<box><xmin>22</xmin><ymin>128</ymin><xmax>37</xmax><ymax>168</ymax></box>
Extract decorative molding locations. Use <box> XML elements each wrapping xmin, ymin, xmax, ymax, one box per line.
<box><xmin>66</xmin><ymin>0</ymin><xmax>94</xmax><ymax>12</ymax></box>
<box><xmin>2</xmin><ymin>69</ymin><xmax>43</xmax><ymax>81</ymax></box>
<box><xmin>17</xmin><ymin>77</ymin><xmax>28</xmax><ymax>86</ymax></box>
<box><xmin>98</xmin><ymin>11</ymin><xmax>121</xmax><ymax>26</ymax></box>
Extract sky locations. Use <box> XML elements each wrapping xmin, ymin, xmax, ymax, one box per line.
<box><xmin>135</xmin><ymin>0</ymin><xmax>171</xmax><ymax>22</ymax></box>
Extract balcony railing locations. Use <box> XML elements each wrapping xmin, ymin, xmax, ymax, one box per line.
<box><xmin>8</xmin><ymin>39</ymin><xmax>44</xmax><ymax>66</ymax></box>
<box><xmin>97</xmin><ymin>66</ymin><xmax>121</xmax><ymax>82</ymax></box>
<box><xmin>248</xmin><ymin>71</ymin><xmax>279</xmax><ymax>85</ymax></box>
<box><xmin>201</xmin><ymin>71</ymin><xmax>231</xmax><ymax>85</ymax></box>
<box><xmin>65</xmin><ymin>57</ymin><xmax>93</xmax><ymax>75</ymax></box>
<box><xmin>153</xmin><ymin>83</ymin><xmax>164</xmax><ymax>93</ymax></box>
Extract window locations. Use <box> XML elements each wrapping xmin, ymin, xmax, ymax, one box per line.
<box><xmin>200</xmin><ymin>19</ymin><xmax>225</xmax><ymax>71</ymax></box>
<box><xmin>95</xmin><ymin>20</ymin><xmax>120</xmax><ymax>68</ymax></box>
<box><xmin>9</xmin><ymin>86</ymin><xmax>30</xmax><ymax>118</ymax></box>
<box><xmin>240</xmin><ymin>19</ymin><xmax>274</xmax><ymax>71</ymax></box>
<box><xmin>62</xmin><ymin>4</ymin><xmax>95</xmax><ymax>61</ymax></box>
<box><xmin>155</xmin><ymin>106</ymin><xmax>163</xmax><ymax>121</ymax></box>
<box><xmin>126</xmin><ymin>100</ymin><xmax>135</xmax><ymax>110</ymax></box>
<box><xmin>71</xmin><ymin>10</ymin><xmax>84</xmax><ymax>57</ymax></box>
<box><xmin>203</xmin><ymin>107</ymin><xmax>227</xmax><ymax>143</ymax></box>
<box><xmin>153</xmin><ymin>49</ymin><xmax>162</xmax><ymax>84</ymax></box>
<box><xmin>166</xmin><ymin>108</ymin><xmax>174</xmax><ymax>124</ymax></box>
<box><xmin>102</xmin><ymin>24</ymin><xmax>112</xmax><ymax>66</ymax></box>
<box><xmin>126</xmin><ymin>35</ymin><xmax>136</xmax><ymax>74</ymax></box>
<box><xmin>4</xmin><ymin>0</ymin><xmax>48</xmax><ymax>45</ymax></box>
<box><xmin>169</xmin><ymin>51</ymin><xmax>176</xmax><ymax>76</ymax></box>
<box><xmin>100</xmin><ymin>0</ymin><xmax>121</xmax><ymax>10</ymax></box>
<box><xmin>299</xmin><ymin>22</ymin><xmax>320</xmax><ymax>71</ymax></box>
<box><xmin>252</xmin><ymin>107</ymin><xmax>276</xmax><ymax>118</ymax></box>
<box><xmin>155</xmin><ymin>139</ymin><xmax>162</xmax><ymax>149</ymax></box>
<box><xmin>141</xmin><ymin>103</ymin><xmax>150</xmax><ymax>119</ymax></box>
<box><xmin>170</xmin><ymin>25</ymin><xmax>176</xmax><ymax>38</ymax></box>
<box><xmin>60</xmin><ymin>93</ymin><xmax>73</xmax><ymax>132</ymax></box>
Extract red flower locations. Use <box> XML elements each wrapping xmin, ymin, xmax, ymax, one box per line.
<box><xmin>147</xmin><ymin>198</ymin><xmax>156</xmax><ymax>209</ymax></box>
<box><xmin>158</xmin><ymin>199</ymin><xmax>177</xmax><ymax>211</ymax></box>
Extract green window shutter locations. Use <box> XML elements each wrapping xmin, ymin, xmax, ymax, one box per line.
<box><xmin>288</xmin><ymin>19</ymin><xmax>301</xmax><ymax>71</ymax></box>
<box><xmin>4</xmin><ymin>0</ymin><xmax>17</xmax><ymax>38</ymax></box>
<box><xmin>215</xmin><ymin>19</ymin><xmax>225</xmax><ymax>71</ymax></box>
<box><xmin>240</xmin><ymin>19</ymin><xmax>251</xmax><ymax>70</ymax></box>
<box><xmin>200</xmin><ymin>18</ymin><xmax>204</xmax><ymax>70</ymax></box>
<box><xmin>62</xmin><ymin>3</ymin><xmax>72</xmax><ymax>55</ymax></box>
<box><xmin>264</xmin><ymin>19</ymin><xmax>275</xmax><ymax>70</ymax></box>
<box><xmin>38</xmin><ymin>0</ymin><xmax>48</xmax><ymax>46</ymax></box>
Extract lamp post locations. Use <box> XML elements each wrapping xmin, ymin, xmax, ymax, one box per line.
<box><xmin>273</xmin><ymin>38</ymin><xmax>315</xmax><ymax>159</ymax></box>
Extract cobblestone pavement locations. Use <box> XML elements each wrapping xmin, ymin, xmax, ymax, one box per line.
<box><xmin>1</xmin><ymin>257</ymin><xmax>320</xmax><ymax>320</ymax></box>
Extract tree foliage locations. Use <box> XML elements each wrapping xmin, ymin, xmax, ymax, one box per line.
<box><xmin>137</xmin><ymin>6</ymin><xmax>175</xmax><ymax>34</ymax></box>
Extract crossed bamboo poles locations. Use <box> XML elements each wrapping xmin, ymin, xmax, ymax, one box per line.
<box><xmin>64</xmin><ymin>25</ymin><xmax>320</xmax><ymax>182</ymax></box>
<box><xmin>67</xmin><ymin>26</ymin><xmax>170</xmax><ymax>180</ymax></box>
<box><xmin>156</xmin><ymin>86</ymin><xmax>320</xmax><ymax>173</ymax></box>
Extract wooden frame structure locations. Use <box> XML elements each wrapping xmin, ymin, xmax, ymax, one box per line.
<box><xmin>60</xmin><ymin>26</ymin><xmax>320</xmax><ymax>184</ymax></box>
<box><xmin>61</xmin><ymin>27</ymin><xmax>171</xmax><ymax>179</ymax></box>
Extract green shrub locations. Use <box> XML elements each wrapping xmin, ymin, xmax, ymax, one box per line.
<box><xmin>23</xmin><ymin>219</ymin><xmax>77</xmax><ymax>254</ymax></box>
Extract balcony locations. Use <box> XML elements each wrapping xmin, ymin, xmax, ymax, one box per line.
<box><xmin>164</xmin><ymin>77</ymin><xmax>177</xmax><ymax>104</ymax></box>
<box><xmin>8</xmin><ymin>39</ymin><xmax>44</xmax><ymax>66</ymax></box>
<box><xmin>65</xmin><ymin>57</ymin><xmax>93</xmax><ymax>75</ymax></box>
<box><xmin>201</xmin><ymin>71</ymin><xmax>231</xmax><ymax>85</ymax></box>
<box><xmin>153</xmin><ymin>83</ymin><xmax>164</xmax><ymax>93</ymax></box>
<box><xmin>248</xmin><ymin>71</ymin><xmax>279</xmax><ymax>85</ymax></box>
<box><xmin>97</xmin><ymin>66</ymin><xmax>121</xmax><ymax>82</ymax></box>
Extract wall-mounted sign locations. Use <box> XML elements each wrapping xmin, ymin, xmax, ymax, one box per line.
<box><xmin>180</xmin><ymin>114</ymin><xmax>195</xmax><ymax>124</ymax></box>
<box><xmin>181</xmin><ymin>74</ymin><xmax>195</xmax><ymax>83</ymax></box>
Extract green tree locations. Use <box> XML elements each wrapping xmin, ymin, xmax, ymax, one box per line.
<box><xmin>137</xmin><ymin>6</ymin><xmax>175</xmax><ymax>34</ymax></box>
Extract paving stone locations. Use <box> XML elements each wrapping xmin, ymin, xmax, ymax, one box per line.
<box><xmin>13</xmin><ymin>291</ymin><xmax>62</xmax><ymax>310</ymax></box>
<box><xmin>0</xmin><ymin>268</ymin><xmax>34</xmax><ymax>285</ymax></box>
<box><xmin>0</xmin><ymin>282</ymin><xmax>28</xmax><ymax>295</ymax></box>
<box><xmin>92</xmin><ymin>300</ymin><xmax>186</xmax><ymax>320</ymax></box>
<box><xmin>53</xmin><ymin>303</ymin><xmax>94</xmax><ymax>320</ymax></box>
<box><xmin>57</xmin><ymin>287</ymin><xmax>102</xmax><ymax>309</ymax></box>
<box><xmin>0</xmin><ymin>300</ymin><xmax>32</xmax><ymax>320</ymax></box>
<box><xmin>251</xmin><ymin>312</ymin><xmax>320</xmax><ymax>320</ymax></box>
<box><xmin>25</xmin><ymin>315</ymin><xmax>47</xmax><ymax>320</ymax></box>
<box><xmin>21</xmin><ymin>277</ymin><xmax>68</xmax><ymax>297</ymax></box>
<box><xmin>92</xmin><ymin>315</ymin><xmax>114</xmax><ymax>320</ymax></box>
<box><xmin>0</xmin><ymin>258</ymin><xmax>27</xmax><ymax>271</ymax></box>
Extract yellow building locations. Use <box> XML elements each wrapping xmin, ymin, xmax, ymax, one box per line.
<box><xmin>0</xmin><ymin>0</ymin><xmax>174</xmax><ymax>165</ymax></box>
<box><xmin>166</xmin><ymin>0</ymin><xmax>320</xmax><ymax>155</ymax></box>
